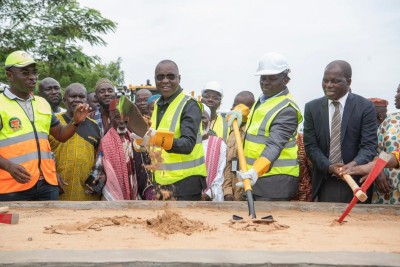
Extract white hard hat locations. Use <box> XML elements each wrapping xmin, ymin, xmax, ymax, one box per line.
<box><xmin>255</xmin><ymin>52</ymin><xmax>290</xmax><ymax>76</ymax></box>
<box><xmin>201</xmin><ymin>81</ymin><xmax>223</xmax><ymax>97</ymax></box>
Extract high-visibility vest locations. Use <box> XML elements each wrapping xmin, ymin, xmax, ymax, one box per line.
<box><xmin>151</xmin><ymin>92</ymin><xmax>206</xmax><ymax>185</ymax></box>
<box><xmin>244</xmin><ymin>92</ymin><xmax>303</xmax><ymax>177</ymax></box>
<box><xmin>0</xmin><ymin>94</ymin><xmax>57</xmax><ymax>193</ymax></box>
<box><xmin>213</xmin><ymin>114</ymin><xmax>228</xmax><ymax>141</ymax></box>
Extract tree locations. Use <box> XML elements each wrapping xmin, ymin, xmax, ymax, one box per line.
<box><xmin>0</xmin><ymin>0</ymin><xmax>124</xmax><ymax>89</ymax></box>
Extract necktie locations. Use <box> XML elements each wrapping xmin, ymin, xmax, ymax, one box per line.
<box><xmin>329</xmin><ymin>101</ymin><xmax>342</xmax><ymax>164</ymax></box>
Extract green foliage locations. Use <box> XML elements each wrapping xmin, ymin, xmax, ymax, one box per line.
<box><xmin>0</xmin><ymin>0</ymin><xmax>124</xmax><ymax>91</ymax></box>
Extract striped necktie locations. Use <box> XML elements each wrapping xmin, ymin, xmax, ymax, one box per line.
<box><xmin>329</xmin><ymin>101</ymin><xmax>342</xmax><ymax>164</ymax></box>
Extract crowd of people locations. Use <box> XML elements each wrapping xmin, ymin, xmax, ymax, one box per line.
<box><xmin>0</xmin><ymin>50</ymin><xmax>399</xmax><ymax>204</ymax></box>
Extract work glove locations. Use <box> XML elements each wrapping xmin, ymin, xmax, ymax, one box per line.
<box><xmin>235</xmin><ymin>157</ymin><xmax>271</xmax><ymax>188</ymax></box>
<box><xmin>149</xmin><ymin>130</ymin><xmax>174</xmax><ymax>150</ymax></box>
<box><xmin>226</xmin><ymin>104</ymin><xmax>251</xmax><ymax>127</ymax></box>
<box><xmin>131</xmin><ymin>128</ymin><xmax>156</xmax><ymax>151</ymax></box>
<box><xmin>236</xmin><ymin>168</ymin><xmax>258</xmax><ymax>187</ymax></box>
<box><xmin>226</xmin><ymin>110</ymin><xmax>242</xmax><ymax>127</ymax></box>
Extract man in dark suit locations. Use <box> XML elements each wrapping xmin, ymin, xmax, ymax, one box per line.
<box><xmin>303</xmin><ymin>60</ymin><xmax>377</xmax><ymax>203</ymax></box>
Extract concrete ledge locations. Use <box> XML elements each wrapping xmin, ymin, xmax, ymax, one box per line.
<box><xmin>1</xmin><ymin>249</ymin><xmax>399</xmax><ymax>266</ymax></box>
<box><xmin>1</xmin><ymin>200</ymin><xmax>399</xmax><ymax>215</ymax></box>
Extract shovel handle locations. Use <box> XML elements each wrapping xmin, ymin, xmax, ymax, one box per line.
<box><xmin>232</xmin><ymin>120</ymin><xmax>252</xmax><ymax>192</ymax></box>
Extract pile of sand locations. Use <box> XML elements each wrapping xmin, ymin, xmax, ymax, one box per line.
<box><xmin>43</xmin><ymin>206</ymin><xmax>214</xmax><ymax>238</ymax></box>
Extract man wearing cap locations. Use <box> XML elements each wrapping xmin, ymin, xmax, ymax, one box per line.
<box><xmin>228</xmin><ymin>52</ymin><xmax>303</xmax><ymax>201</ymax></box>
<box><xmin>38</xmin><ymin>77</ymin><xmax>66</xmax><ymax>114</ymax></box>
<box><xmin>304</xmin><ymin>60</ymin><xmax>377</xmax><ymax>203</ymax></box>
<box><xmin>368</xmin><ymin>98</ymin><xmax>388</xmax><ymax>126</ymax></box>
<box><xmin>88</xmin><ymin>78</ymin><xmax>116</xmax><ymax>136</ymax></box>
<box><xmin>0</xmin><ymin>50</ymin><xmax>91</xmax><ymax>201</ymax></box>
<box><xmin>201</xmin><ymin>81</ymin><xmax>228</xmax><ymax>141</ymax></box>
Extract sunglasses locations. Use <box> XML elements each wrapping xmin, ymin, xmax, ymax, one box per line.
<box><xmin>155</xmin><ymin>73</ymin><xmax>178</xmax><ymax>81</ymax></box>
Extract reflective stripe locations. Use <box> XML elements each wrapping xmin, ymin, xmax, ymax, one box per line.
<box><xmin>257</xmin><ymin>99</ymin><xmax>291</xmax><ymax>136</ymax></box>
<box><xmin>162</xmin><ymin>157</ymin><xmax>205</xmax><ymax>171</ymax></box>
<box><xmin>246</xmin><ymin>157</ymin><xmax>298</xmax><ymax>167</ymax></box>
<box><xmin>196</xmin><ymin>134</ymin><xmax>202</xmax><ymax>144</ymax></box>
<box><xmin>8</xmin><ymin>151</ymin><xmax>53</xmax><ymax>164</ymax></box>
<box><xmin>245</xmin><ymin>133</ymin><xmax>296</xmax><ymax>148</ymax></box>
<box><xmin>169</xmin><ymin>95</ymin><xmax>190</xmax><ymax>132</ymax></box>
<box><xmin>0</xmin><ymin>132</ymin><xmax>48</xmax><ymax>147</ymax></box>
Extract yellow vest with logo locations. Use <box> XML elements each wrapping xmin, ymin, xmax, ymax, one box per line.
<box><xmin>0</xmin><ymin>94</ymin><xmax>57</xmax><ymax>193</ymax></box>
<box><xmin>213</xmin><ymin>114</ymin><xmax>228</xmax><ymax>141</ymax></box>
<box><xmin>244</xmin><ymin>93</ymin><xmax>303</xmax><ymax>177</ymax></box>
<box><xmin>151</xmin><ymin>92</ymin><xmax>206</xmax><ymax>185</ymax></box>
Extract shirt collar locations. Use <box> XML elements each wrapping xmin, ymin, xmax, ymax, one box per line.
<box><xmin>260</xmin><ymin>87</ymin><xmax>289</xmax><ymax>103</ymax></box>
<box><xmin>157</xmin><ymin>87</ymin><xmax>182</xmax><ymax>106</ymax></box>
<box><xmin>4</xmin><ymin>88</ymin><xmax>35</xmax><ymax>102</ymax></box>
<box><xmin>328</xmin><ymin>91</ymin><xmax>349</xmax><ymax>107</ymax></box>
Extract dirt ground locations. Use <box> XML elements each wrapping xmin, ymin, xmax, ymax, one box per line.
<box><xmin>0</xmin><ymin>205</ymin><xmax>399</xmax><ymax>253</ymax></box>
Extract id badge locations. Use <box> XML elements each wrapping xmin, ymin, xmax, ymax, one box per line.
<box><xmin>231</xmin><ymin>157</ymin><xmax>238</xmax><ymax>172</ymax></box>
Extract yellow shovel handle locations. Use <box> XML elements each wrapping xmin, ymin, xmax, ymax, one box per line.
<box><xmin>232</xmin><ymin>119</ymin><xmax>252</xmax><ymax>192</ymax></box>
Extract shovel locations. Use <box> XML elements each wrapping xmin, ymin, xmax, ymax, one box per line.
<box><xmin>118</xmin><ymin>96</ymin><xmax>149</xmax><ymax>138</ymax></box>
<box><xmin>231</xmin><ymin>117</ymin><xmax>257</xmax><ymax>219</ymax></box>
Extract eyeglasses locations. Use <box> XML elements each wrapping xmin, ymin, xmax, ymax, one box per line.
<box><xmin>155</xmin><ymin>73</ymin><xmax>178</xmax><ymax>81</ymax></box>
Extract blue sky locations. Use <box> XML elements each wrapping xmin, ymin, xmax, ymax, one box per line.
<box><xmin>80</xmin><ymin>0</ymin><xmax>400</xmax><ymax>114</ymax></box>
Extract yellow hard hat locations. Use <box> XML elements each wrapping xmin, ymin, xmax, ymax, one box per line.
<box><xmin>5</xmin><ymin>51</ymin><xmax>36</xmax><ymax>68</ymax></box>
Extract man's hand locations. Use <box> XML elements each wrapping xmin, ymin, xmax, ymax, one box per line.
<box><xmin>373</xmin><ymin>171</ymin><xmax>391</xmax><ymax>194</ymax></box>
<box><xmin>56</xmin><ymin>172</ymin><xmax>68</xmax><ymax>194</ymax></box>
<box><xmin>236</xmin><ymin>168</ymin><xmax>258</xmax><ymax>187</ymax></box>
<box><xmin>73</xmin><ymin>103</ymin><xmax>91</xmax><ymax>124</ymax></box>
<box><xmin>224</xmin><ymin>194</ymin><xmax>234</xmax><ymax>201</ymax></box>
<box><xmin>328</xmin><ymin>163</ymin><xmax>345</xmax><ymax>178</ymax></box>
<box><xmin>7</xmin><ymin>163</ymin><xmax>31</xmax><ymax>183</ymax></box>
<box><xmin>340</xmin><ymin>161</ymin><xmax>375</xmax><ymax>177</ymax></box>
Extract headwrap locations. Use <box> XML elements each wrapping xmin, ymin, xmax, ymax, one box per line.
<box><xmin>368</xmin><ymin>98</ymin><xmax>388</xmax><ymax>107</ymax></box>
<box><xmin>95</xmin><ymin>78</ymin><xmax>114</xmax><ymax>91</ymax></box>
<box><xmin>147</xmin><ymin>94</ymin><xmax>161</xmax><ymax>106</ymax></box>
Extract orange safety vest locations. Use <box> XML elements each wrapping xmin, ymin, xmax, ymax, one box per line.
<box><xmin>0</xmin><ymin>94</ymin><xmax>57</xmax><ymax>193</ymax></box>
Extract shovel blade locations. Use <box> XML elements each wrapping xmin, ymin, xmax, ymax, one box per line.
<box><xmin>119</xmin><ymin>96</ymin><xmax>148</xmax><ymax>137</ymax></box>
<box><xmin>246</xmin><ymin>190</ymin><xmax>256</xmax><ymax>219</ymax></box>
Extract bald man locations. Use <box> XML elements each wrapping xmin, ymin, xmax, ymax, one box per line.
<box><xmin>135</xmin><ymin>89</ymin><xmax>152</xmax><ymax>116</ymax></box>
<box><xmin>39</xmin><ymin>77</ymin><xmax>66</xmax><ymax>114</ymax></box>
<box><xmin>304</xmin><ymin>60</ymin><xmax>377</xmax><ymax>203</ymax></box>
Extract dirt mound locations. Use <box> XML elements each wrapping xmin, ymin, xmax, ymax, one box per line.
<box><xmin>146</xmin><ymin>208</ymin><xmax>215</xmax><ymax>238</ymax></box>
<box><xmin>43</xmin><ymin>207</ymin><xmax>214</xmax><ymax>237</ymax></box>
<box><xmin>229</xmin><ymin>218</ymin><xmax>289</xmax><ymax>232</ymax></box>
<box><xmin>44</xmin><ymin>215</ymin><xmax>139</xmax><ymax>235</ymax></box>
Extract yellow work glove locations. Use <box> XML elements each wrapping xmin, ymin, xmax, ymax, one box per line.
<box><xmin>149</xmin><ymin>130</ymin><xmax>174</xmax><ymax>150</ymax></box>
<box><xmin>236</xmin><ymin>157</ymin><xmax>271</xmax><ymax>188</ymax></box>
